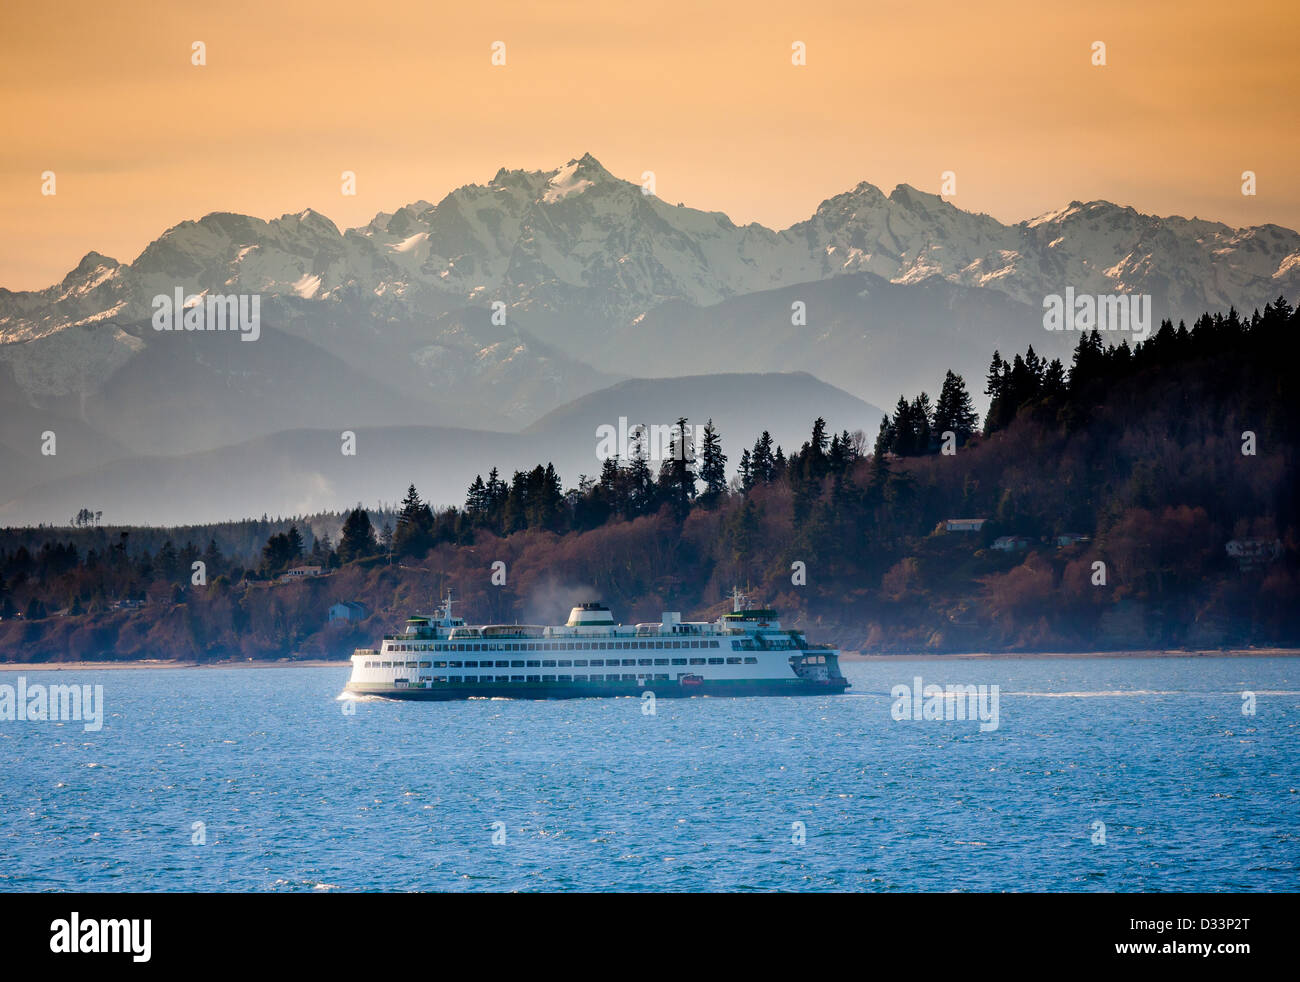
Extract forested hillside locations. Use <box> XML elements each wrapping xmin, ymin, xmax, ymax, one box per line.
<box><xmin>2</xmin><ymin>297</ymin><xmax>1296</xmax><ymax>661</ymax></box>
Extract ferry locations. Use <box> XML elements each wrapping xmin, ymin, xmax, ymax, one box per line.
<box><xmin>344</xmin><ymin>591</ymin><xmax>849</xmax><ymax>700</ymax></box>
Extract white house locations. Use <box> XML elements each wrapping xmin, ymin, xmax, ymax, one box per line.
<box><xmin>944</xmin><ymin>518</ymin><xmax>987</xmax><ymax>533</ymax></box>
<box><xmin>280</xmin><ymin>564</ymin><xmax>324</xmax><ymax>583</ymax></box>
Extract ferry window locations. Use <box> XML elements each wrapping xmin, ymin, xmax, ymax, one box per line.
<box><xmin>744</xmin><ymin>656</ymin><xmax>758</xmax><ymax>664</ymax></box>
<box><xmin>406</xmin><ymin>660</ymin><xmax>418</xmax><ymax>668</ymax></box>
<box><xmin>565</xmin><ymin>643</ymin><xmax>574</xmax><ymax>650</ymax></box>
<box><xmin>689</xmin><ymin>657</ymin><xmax>705</xmax><ymax>665</ymax></box>
<box><xmin>511</xmin><ymin>675</ymin><xmax>525</xmax><ymax>682</ymax></box>
<box><xmin>575</xmin><ymin>659</ymin><xmax>588</xmax><ymax>667</ymax></box>
<box><xmin>582</xmin><ymin>642</ymin><xmax>592</xmax><ymax>650</ymax></box>
<box><xmin>709</xmin><ymin>657</ymin><xmax>724</xmax><ymax>665</ymax></box>
<box><xmin>654</xmin><ymin>658</ymin><xmax>668</xmax><ymax>666</ymax></box>
<box><xmin>671</xmin><ymin>658</ymin><xmax>686</xmax><ymax>665</ymax></box>
<box><xmin>511</xmin><ymin>660</ymin><xmax>524</xmax><ymax>668</ymax></box>
<box><xmin>558</xmin><ymin>674</ymin><xmax>572</xmax><ymax>682</ymax></box>
<box><xmin>622</xmin><ymin>659</ymin><xmax>636</xmax><ymax>666</ymax></box>
<box><xmin>542</xmin><ymin>674</ymin><xmax>556</xmax><ymax>682</ymax></box>
<box><xmin>432</xmin><ymin>661</ymin><xmax>445</xmax><ymax>668</ymax></box>
<box><xmin>638</xmin><ymin>658</ymin><xmax>652</xmax><ymax>666</ymax></box>
<box><xmin>448</xmin><ymin>676</ymin><xmax>461</xmax><ymax>683</ymax></box>
<box><xmin>670</xmin><ymin>641</ymin><xmax>679</xmax><ymax>649</ymax></box>
<box><xmin>464</xmin><ymin>661</ymin><xmax>477</xmax><ymax>668</ymax></box>
<box><xmin>495</xmin><ymin>660</ymin><xmax>509</xmax><ymax>668</ymax></box>
<box><xmin>571</xmin><ymin>674</ymin><xmax>586</xmax><ymax>681</ymax></box>
<box><xmin>542</xmin><ymin>660</ymin><xmax>556</xmax><ymax>668</ymax></box>
<box><xmin>419</xmin><ymin>661</ymin><xmax>432</xmax><ymax>668</ymax></box>
<box><xmin>448</xmin><ymin>661</ymin><xmax>462</xmax><ymax>668</ymax></box>
<box><xmin>654</xmin><ymin>674</ymin><xmax>669</xmax><ymax>681</ymax></box>
<box><xmin>727</xmin><ymin>657</ymin><xmax>742</xmax><ymax>664</ymax></box>
<box><xmin>710</xmin><ymin>641</ymin><xmax>720</xmax><ymax>648</ymax></box>
<box><xmin>622</xmin><ymin>674</ymin><xmax>636</xmax><ymax>681</ymax></box>
<box><xmin>588</xmin><ymin>659</ymin><xmax>603</xmax><ymax>667</ymax></box>
<box><xmin>526</xmin><ymin>675</ymin><xmax>540</xmax><ymax>682</ymax></box>
<box><xmin>494</xmin><ymin>675</ymin><xmax>507</xmax><ymax>682</ymax></box>
<box><xmin>689</xmin><ymin>640</ymin><xmax>699</xmax><ymax>648</ymax></box>
<box><xmin>558</xmin><ymin>660</ymin><xmax>571</xmax><ymax>667</ymax></box>
<box><xmin>526</xmin><ymin>660</ymin><xmax>541</xmax><ymax>668</ymax></box>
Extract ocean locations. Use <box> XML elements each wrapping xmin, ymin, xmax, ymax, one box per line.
<box><xmin>1</xmin><ymin>657</ymin><xmax>1296</xmax><ymax>892</ymax></box>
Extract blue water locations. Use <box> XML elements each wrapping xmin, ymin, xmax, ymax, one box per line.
<box><xmin>1</xmin><ymin>658</ymin><xmax>1296</xmax><ymax>892</ymax></box>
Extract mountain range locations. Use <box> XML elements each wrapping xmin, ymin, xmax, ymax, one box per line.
<box><xmin>1</xmin><ymin>153</ymin><xmax>1296</xmax><ymax>525</ymax></box>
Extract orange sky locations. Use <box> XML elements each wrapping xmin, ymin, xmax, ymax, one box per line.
<box><xmin>2</xmin><ymin>0</ymin><xmax>1297</xmax><ymax>290</ymax></box>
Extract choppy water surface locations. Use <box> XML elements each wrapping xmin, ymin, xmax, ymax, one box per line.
<box><xmin>1</xmin><ymin>657</ymin><xmax>1296</xmax><ymax>891</ymax></box>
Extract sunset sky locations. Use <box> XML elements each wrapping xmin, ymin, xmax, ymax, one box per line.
<box><xmin>2</xmin><ymin>0</ymin><xmax>1297</xmax><ymax>290</ymax></box>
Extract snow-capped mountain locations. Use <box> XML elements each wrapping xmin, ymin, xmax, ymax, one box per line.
<box><xmin>2</xmin><ymin>152</ymin><xmax>1297</xmax><ymax>423</ymax></box>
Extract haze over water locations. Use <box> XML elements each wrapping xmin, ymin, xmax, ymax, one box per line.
<box><xmin>2</xmin><ymin>657</ymin><xmax>1295</xmax><ymax>891</ymax></box>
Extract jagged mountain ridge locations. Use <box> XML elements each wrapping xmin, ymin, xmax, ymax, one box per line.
<box><xmin>5</xmin><ymin>152</ymin><xmax>1296</xmax><ymax>347</ymax></box>
<box><xmin>1</xmin><ymin>153</ymin><xmax>1296</xmax><ymax>436</ymax></box>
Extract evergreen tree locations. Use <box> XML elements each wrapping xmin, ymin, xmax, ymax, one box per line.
<box><xmin>890</xmin><ymin>396</ymin><xmax>915</xmax><ymax>456</ymax></box>
<box><xmin>772</xmin><ymin>446</ymin><xmax>787</xmax><ymax>479</ymax></box>
<box><xmin>656</xmin><ymin>417</ymin><xmax>696</xmax><ymax>520</ymax></box>
<box><xmin>750</xmin><ymin>431</ymin><xmax>775</xmax><ymax>485</ymax></box>
<box><xmin>910</xmin><ymin>394</ymin><xmax>933</xmax><ymax>454</ymax></box>
<box><xmin>873</xmin><ymin>414</ymin><xmax>894</xmax><ymax>458</ymax></box>
<box><xmin>465</xmin><ymin>475</ymin><xmax>487</xmax><ymax>518</ymax></box>
<box><xmin>626</xmin><ymin>429</ymin><xmax>655</xmax><ymax>517</ymax></box>
<box><xmin>698</xmin><ymin>419</ymin><xmax>727</xmax><ymax>505</ymax></box>
<box><xmin>933</xmin><ymin>370</ymin><xmax>979</xmax><ymax>445</ymax></box>
<box><xmin>338</xmin><ymin>508</ymin><xmax>376</xmax><ymax>563</ymax></box>
<box><xmin>392</xmin><ymin>485</ymin><xmax>435</xmax><ymax>558</ymax></box>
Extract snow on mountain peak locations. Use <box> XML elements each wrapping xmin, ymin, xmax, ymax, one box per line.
<box><xmin>3</xmin><ymin>155</ymin><xmax>1298</xmax><ymax>362</ymax></box>
<box><xmin>543</xmin><ymin>158</ymin><xmax>597</xmax><ymax>204</ymax></box>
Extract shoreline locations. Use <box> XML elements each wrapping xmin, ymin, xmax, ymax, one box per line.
<box><xmin>0</xmin><ymin>659</ymin><xmax>349</xmax><ymax>671</ymax></box>
<box><xmin>838</xmin><ymin>647</ymin><xmax>1300</xmax><ymax>661</ymax></box>
<box><xmin>0</xmin><ymin>648</ymin><xmax>1297</xmax><ymax>671</ymax></box>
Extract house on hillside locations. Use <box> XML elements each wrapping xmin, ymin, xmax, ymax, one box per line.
<box><xmin>1055</xmin><ymin>532</ymin><xmax>1090</xmax><ymax>548</ymax></box>
<box><xmin>944</xmin><ymin>518</ymin><xmax>987</xmax><ymax>533</ymax></box>
<box><xmin>1225</xmin><ymin>538</ymin><xmax>1282</xmax><ymax>569</ymax></box>
<box><xmin>328</xmin><ymin>601</ymin><xmax>370</xmax><ymax>624</ymax></box>
<box><xmin>280</xmin><ymin>564</ymin><xmax>324</xmax><ymax>583</ymax></box>
<box><xmin>991</xmin><ymin>535</ymin><xmax>1033</xmax><ymax>552</ymax></box>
